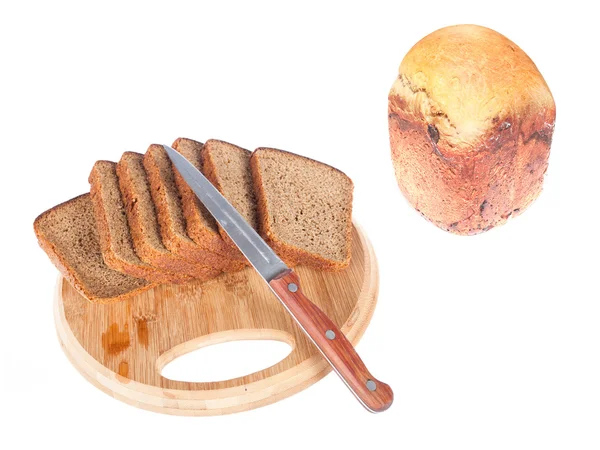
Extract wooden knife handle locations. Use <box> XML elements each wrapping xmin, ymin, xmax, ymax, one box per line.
<box><xmin>269</xmin><ymin>270</ymin><xmax>393</xmax><ymax>413</ymax></box>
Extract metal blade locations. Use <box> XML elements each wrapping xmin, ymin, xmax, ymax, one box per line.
<box><xmin>163</xmin><ymin>145</ymin><xmax>288</xmax><ymax>282</ymax></box>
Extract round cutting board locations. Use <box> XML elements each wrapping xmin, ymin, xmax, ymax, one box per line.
<box><xmin>54</xmin><ymin>224</ymin><xmax>379</xmax><ymax>416</ymax></box>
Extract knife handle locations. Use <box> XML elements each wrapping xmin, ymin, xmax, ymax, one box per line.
<box><xmin>269</xmin><ymin>270</ymin><xmax>393</xmax><ymax>413</ymax></box>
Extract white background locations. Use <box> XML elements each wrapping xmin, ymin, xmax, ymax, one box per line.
<box><xmin>1</xmin><ymin>1</ymin><xmax>598</xmax><ymax>448</ymax></box>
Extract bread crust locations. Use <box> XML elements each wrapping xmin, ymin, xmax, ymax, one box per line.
<box><xmin>388</xmin><ymin>25</ymin><xmax>556</xmax><ymax>234</ymax></box>
<box><xmin>89</xmin><ymin>161</ymin><xmax>186</xmax><ymax>284</ymax></box>
<box><xmin>250</xmin><ymin>147</ymin><xmax>353</xmax><ymax>271</ymax></box>
<box><xmin>171</xmin><ymin>138</ymin><xmax>246</xmax><ymax>264</ymax></box>
<box><xmin>116</xmin><ymin>152</ymin><xmax>219</xmax><ymax>281</ymax></box>
<box><xmin>34</xmin><ymin>194</ymin><xmax>155</xmax><ymax>303</ymax></box>
<box><xmin>143</xmin><ymin>144</ymin><xmax>243</xmax><ymax>273</ymax></box>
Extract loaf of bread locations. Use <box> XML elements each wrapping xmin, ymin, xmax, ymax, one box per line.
<box><xmin>35</xmin><ymin>138</ymin><xmax>356</xmax><ymax>302</ymax></box>
<box><xmin>388</xmin><ymin>25</ymin><xmax>556</xmax><ymax>234</ymax></box>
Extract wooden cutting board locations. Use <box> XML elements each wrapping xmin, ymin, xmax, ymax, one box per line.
<box><xmin>54</xmin><ymin>224</ymin><xmax>379</xmax><ymax>416</ymax></box>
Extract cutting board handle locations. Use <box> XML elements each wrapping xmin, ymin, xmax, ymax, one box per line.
<box><xmin>155</xmin><ymin>328</ymin><xmax>298</xmax><ymax>386</ymax></box>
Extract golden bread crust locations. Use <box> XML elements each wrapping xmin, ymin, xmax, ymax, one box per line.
<box><xmin>389</xmin><ymin>25</ymin><xmax>556</xmax><ymax>234</ymax></box>
<box><xmin>390</xmin><ymin>24</ymin><xmax>555</xmax><ymax>150</ymax></box>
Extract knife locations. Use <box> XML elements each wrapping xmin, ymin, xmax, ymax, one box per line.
<box><xmin>164</xmin><ymin>145</ymin><xmax>393</xmax><ymax>413</ymax></box>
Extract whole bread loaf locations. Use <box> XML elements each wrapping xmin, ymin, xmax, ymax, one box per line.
<box><xmin>388</xmin><ymin>25</ymin><xmax>556</xmax><ymax>234</ymax></box>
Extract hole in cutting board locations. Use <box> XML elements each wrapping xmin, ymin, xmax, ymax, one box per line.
<box><xmin>160</xmin><ymin>339</ymin><xmax>293</xmax><ymax>383</ymax></box>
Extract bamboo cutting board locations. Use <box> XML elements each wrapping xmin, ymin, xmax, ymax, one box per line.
<box><xmin>54</xmin><ymin>224</ymin><xmax>379</xmax><ymax>416</ymax></box>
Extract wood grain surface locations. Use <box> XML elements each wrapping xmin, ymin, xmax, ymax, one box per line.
<box><xmin>54</xmin><ymin>224</ymin><xmax>379</xmax><ymax>416</ymax></box>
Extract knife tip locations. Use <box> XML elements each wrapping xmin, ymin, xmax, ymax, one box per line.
<box><xmin>162</xmin><ymin>144</ymin><xmax>180</xmax><ymax>162</ymax></box>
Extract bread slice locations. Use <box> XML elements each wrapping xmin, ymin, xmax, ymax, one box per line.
<box><xmin>34</xmin><ymin>194</ymin><xmax>154</xmax><ymax>303</ymax></box>
<box><xmin>171</xmin><ymin>138</ymin><xmax>246</xmax><ymax>263</ymax></box>
<box><xmin>201</xmin><ymin>140</ymin><xmax>259</xmax><ymax>250</ymax></box>
<box><xmin>250</xmin><ymin>148</ymin><xmax>353</xmax><ymax>270</ymax></box>
<box><xmin>89</xmin><ymin>160</ymin><xmax>189</xmax><ymax>284</ymax></box>
<box><xmin>143</xmin><ymin>144</ymin><xmax>244</xmax><ymax>272</ymax></box>
<box><xmin>116</xmin><ymin>152</ymin><xmax>220</xmax><ymax>281</ymax></box>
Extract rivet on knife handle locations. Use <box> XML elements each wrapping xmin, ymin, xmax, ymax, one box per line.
<box><xmin>270</xmin><ymin>269</ymin><xmax>394</xmax><ymax>413</ymax></box>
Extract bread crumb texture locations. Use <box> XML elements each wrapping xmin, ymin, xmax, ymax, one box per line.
<box><xmin>203</xmin><ymin>140</ymin><xmax>259</xmax><ymax>230</ymax></box>
<box><xmin>172</xmin><ymin>138</ymin><xmax>247</xmax><ymax>266</ymax></box>
<box><xmin>34</xmin><ymin>194</ymin><xmax>153</xmax><ymax>303</ymax></box>
<box><xmin>89</xmin><ymin>160</ymin><xmax>184</xmax><ymax>284</ymax></box>
<box><xmin>251</xmin><ymin>148</ymin><xmax>353</xmax><ymax>270</ymax></box>
<box><xmin>144</xmin><ymin>143</ymin><xmax>242</xmax><ymax>272</ymax></box>
<box><xmin>36</xmin><ymin>140</ymin><xmax>357</xmax><ymax>300</ymax></box>
<box><xmin>116</xmin><ymin>152</ymin><xmax>214</xmax><ymax>280</ymax></box>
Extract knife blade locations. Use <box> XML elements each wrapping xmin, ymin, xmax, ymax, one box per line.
<box><xmin>164</xmin><ymin>144</ymin><xmax>393</xmax><ymax>413</ymax></box>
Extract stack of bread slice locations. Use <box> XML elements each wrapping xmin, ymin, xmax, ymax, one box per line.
<box><xmin>34</xmin><ymin>138</ymin><xmax>354</xmax><ymax>303</ymax></box>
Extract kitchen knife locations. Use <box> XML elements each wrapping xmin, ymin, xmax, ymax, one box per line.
<box><xmin>163</xmin><ymin>145</ymin><xmax>393</xmax><ymax>413</ymax></box>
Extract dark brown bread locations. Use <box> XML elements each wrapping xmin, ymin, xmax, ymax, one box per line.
<box><xmin>171</xmin><ymin>138</ymin><xmax>246</xmax><ymax>263</ymax></box>
<box><xmin>88</xmin><ymin>160</ymin><xmax>188</xmax><ymax>284</ymax></box>
<box><xmin>116</xmin><ymin>152</ymin><xmax>220</xmax><ymax>281</ymax></box>
<box><xmin>143</xmin><ymin>144</ymin><xmax>244</xmax><ymax>272</ymax></box>
<box><xmin>34</xmin><ymin>194</ymin><xmax>154</xmax><ymax>303</ymax></box>
<box><xmin>250</xmin><ymin>148</ymin><xmax>353</xmax><ymax>271</ymax></box>
<box><xmin>201</xmin><ymin>140</ymin><xmax>259</xmax><ymax>250</ymax></box>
